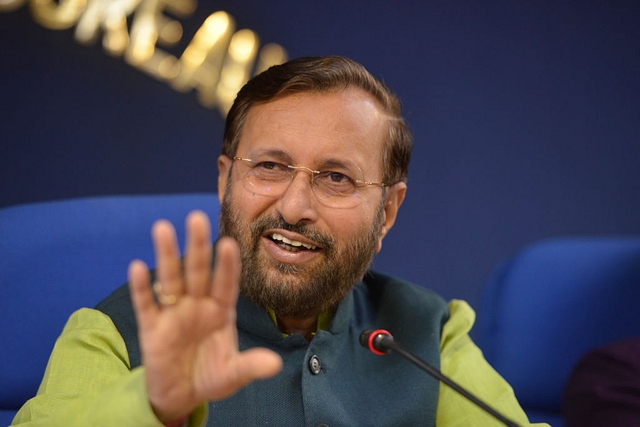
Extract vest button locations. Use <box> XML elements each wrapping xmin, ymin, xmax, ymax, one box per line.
<box><xmin>309</xmin><ymin>355</ymin><xmax>322</xmax><ymax>374</ymax></box>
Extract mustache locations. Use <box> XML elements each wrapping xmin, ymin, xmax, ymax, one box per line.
<box><xmin>250</xmin><ymin>215</ymin><xmax>335</xmax><ymax>250</ymax></box>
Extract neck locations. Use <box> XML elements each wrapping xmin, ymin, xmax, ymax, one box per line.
<box><xmin>277</xmin><ymin>315</ymin><xmax>318</xmax><ymax>342</ymax></box>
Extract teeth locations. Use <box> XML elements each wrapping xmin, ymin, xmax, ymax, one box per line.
<box><xmin>271</xmin><ymin>233</ymin><xmax>317</xmax><ymax>250</ymax></box>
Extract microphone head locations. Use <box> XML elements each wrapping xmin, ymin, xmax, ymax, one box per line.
<box><xmin>360</xmin><ymin>329</ymin><xmax>392</xmax><ymax>356</ymax></box>
<box><xmin>359</xmin><ymin>329</ymin><xmax>374</xmax><ymax>348</ymax></box>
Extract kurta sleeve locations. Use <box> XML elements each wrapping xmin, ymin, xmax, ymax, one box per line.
<box><xmin>436</xmin><ymin>300</ymin><xmax>550</xmax><ymax>427</ymax></box>
<box><xmin>11</xmin><ymin>308</ymin><xmax>206</xmax><ymax>427</ymax></box>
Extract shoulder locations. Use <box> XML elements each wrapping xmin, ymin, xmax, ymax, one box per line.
<box><xmin>62</xmin><ymin>306</ymin><xmax>122</xmax><ymax>332</ymax></box>
<box><xmin>95</xmin><ymin>282</ymin><xmax>137</xmax><ymax>329</ymax></box>
<box><xmin>359</xmin><ymin>270</ymin><xmax>449</xmax><ymax>313</ymax></box>
<box><xmin>354</xmin><ymin>270</ymin><xmax>450</xmax><ymax>335</ymax></box>
<box><xmin>94</xmin><ymin>283</ymin><xmax>142</xmax><ymax>368</ymax></box>
<box><xmin>96</xmin><ymin>283</ymin><xmax>133</xmax><ymax>311</ymax></box>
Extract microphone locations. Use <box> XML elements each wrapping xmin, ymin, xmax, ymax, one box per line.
<box><xmin>360</xmin><ymin>329</ymin><xmax>522</xmax><ymax>427</ymax></box>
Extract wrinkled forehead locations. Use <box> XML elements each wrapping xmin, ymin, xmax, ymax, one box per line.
<box><xmin>237</xmin><ymin>89</ymin><xmax>388</xmax><ymax>178</ymax></box>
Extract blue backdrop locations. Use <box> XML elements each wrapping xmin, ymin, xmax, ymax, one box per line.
<box><xmin>2</xmin><ymin>1</ymin><xmax>639</xmax><ymax>308</ymax></box>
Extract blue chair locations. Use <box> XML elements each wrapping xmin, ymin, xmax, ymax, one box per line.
<box><xmin>0</xmin><ymin>194</ymin><xmax>220</xmax><ymax>426</ymax></box>
<box><xmin>475</xmin><ymin>237</ymin><xmax>640</xmax><ymax>427</ymax></box>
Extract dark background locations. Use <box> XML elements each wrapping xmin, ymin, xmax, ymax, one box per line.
<box><xmin>2</xmin><ymin>0</ymin><xmax>639</xmax><ymax>309</ymax></box>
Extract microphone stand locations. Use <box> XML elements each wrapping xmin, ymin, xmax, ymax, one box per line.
<box><xmin>363</xmin><ymin>330</ymin><xmax>522</xmax><ymax>427</ymax></box>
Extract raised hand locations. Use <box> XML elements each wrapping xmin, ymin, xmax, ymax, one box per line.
<box><xmin>127</xmin><ymin>210</ymin><xmax>283</xmax><ymax>424</ymax></box>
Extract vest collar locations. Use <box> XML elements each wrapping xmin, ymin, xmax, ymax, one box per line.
<box><xmin>235</xmin><ymin>281</ymin><xmax>360</xmax><ymax>342</ymax></box>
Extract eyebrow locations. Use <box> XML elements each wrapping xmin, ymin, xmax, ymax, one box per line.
<box><xmin>317</xmin><ymin>158</ymin><xmax>360</xmax><ymax>172</ymax></box>
<box><xmin>248</xmin><ymin>149</ymin><xmax>362</xmax><ymax>172</ymax></box>
<box><xmin>247</xmin><ymin>149</ymin><xmax>292</xmax><ymax>163</ymax></box>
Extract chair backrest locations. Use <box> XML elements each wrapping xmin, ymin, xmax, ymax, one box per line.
<box><xmin>0</xmin><ymin>194</ymin><xmax>220</xmax><ymax>425</ymax></box>
<box><xmin>474</xmin><ymin>237</ymin><xmax>640</xmax><ymax>427</ymax></box>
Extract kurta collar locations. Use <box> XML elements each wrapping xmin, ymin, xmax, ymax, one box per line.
<box><xmin>235</xmin><ymin>280</ymin><xmax>361</xmax><ymax>341</ymax></box>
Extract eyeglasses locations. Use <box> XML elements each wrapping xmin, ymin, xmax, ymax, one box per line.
<box><xmin>232</xmin><ymin>156</ymin><xmax>387</xmax><ymax>209</ymax></box>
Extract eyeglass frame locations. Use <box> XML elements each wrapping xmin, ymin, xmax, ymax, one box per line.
<box><xmin>231</xmin><ymin>156</ymin><xmax>387</xmax><ymax>206</ymax></box>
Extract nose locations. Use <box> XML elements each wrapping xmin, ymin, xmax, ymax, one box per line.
<box><xmin>275</xmin><ymin>170</ymin><xmax>319</xmax><ymax>225</ymax></box>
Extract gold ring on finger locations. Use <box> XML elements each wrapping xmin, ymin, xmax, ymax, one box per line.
<box><xmin>153</xmin><ymin>281</ymin><xmax>178</xmax><ymax>305</ymax></box>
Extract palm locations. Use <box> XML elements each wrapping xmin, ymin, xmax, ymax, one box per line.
<box><xmin>128</xmin><ymin>211</ymin><xmax>282</xmax><ymax>424</ymax></box>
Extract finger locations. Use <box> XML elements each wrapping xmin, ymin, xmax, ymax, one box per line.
<box><xmin>210</xmin><ymin>348</ymin><xmax>282</xmax><ymax>401</ymax></box>
<box><xmin>128</xmin><ymin>260</ymin><xmax>158</xmax><ymax>331</ymax></box>
<box><xmin>226</xmin><ymin>349</ymin><xmax>283</xmax><ymax>395</ymax></box>
<box><xmin>152</xmin><ymin>219</ymin><xmax>184</xmax><ymax>298</ymax></box>
<box><xmin>209</xmin><ymin>237</ymin><xmax>241</xmax><ymax>310</ymax></box>
<box><xmin>184</xmin><ymin>211</ymin><xmax>212</xmax><ymax>297</ymax></box>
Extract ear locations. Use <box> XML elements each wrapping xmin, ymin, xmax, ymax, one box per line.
<box><xmin>217</xmin><ymin>155</ymin><xmax>233</xmax><ymax>204</ymax></box>
<box><xmin>376</xmin><ymin>182</ymin><xmax>407</xmax><ymax>253</ymax></box>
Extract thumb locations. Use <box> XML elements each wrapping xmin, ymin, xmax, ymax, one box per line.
<box><xmin>234</xmin><ymin>348</ymin><xmax>283</xmax><ymax>383</ymax></box>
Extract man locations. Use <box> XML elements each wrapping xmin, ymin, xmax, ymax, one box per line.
<box><xmin>13</xmin><ymin>56</ymin><xmax>547</xmax><ymax>426</ymax></box>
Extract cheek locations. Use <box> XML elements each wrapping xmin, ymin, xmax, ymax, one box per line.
<box><xmin>230</xmin><ymin>184</ymin><xmax>276</xmax><ymax>219</ymax></box>
<box><xmin>328</xmin><ymin>208</ymin><xmax>372</xmax><ymax>237</ymax></box>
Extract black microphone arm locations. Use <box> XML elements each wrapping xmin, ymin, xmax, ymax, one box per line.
<box><xmin>360</xmin><ymin>329</ymin><xmax>522</xmax><ymax>427</ymax></box>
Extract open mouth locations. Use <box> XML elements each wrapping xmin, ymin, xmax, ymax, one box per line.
<box><xmin>269</xmin><ymin>232</ymin><xmax>319</xmax><ymax>253</ymax></box>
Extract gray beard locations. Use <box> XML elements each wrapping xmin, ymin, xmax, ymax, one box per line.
<box><xmin>218</xmin><ymin>184</ymin><xmax>384</xmax><ymax>318</ymax></box>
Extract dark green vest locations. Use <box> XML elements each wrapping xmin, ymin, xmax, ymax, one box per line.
<box><xmin>96</xmin><ymin>271</ymin><xmax>449</xmax><ymax>426</ymax></box>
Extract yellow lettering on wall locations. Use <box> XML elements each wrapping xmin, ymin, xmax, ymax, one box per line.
<box><xmin>0</xmin><ymin>0</ymin><xmax>27</xmax><ymax>13</ymax></box>
<box><xmin>125</xmin><ymin>0</ymin><xmax>194</xmax><ymax>69</ymax></box>
<box><xmin>213</xmin><ymin>29</ymin><xmax>258</xmax><ymax>113</ymax></box>
<box><xmin>254</xmin><ymin>43</ymin><xmax>287</xmax><ymax>75</ymax></box>
<box><xmin>171</xmin><ymin>11</ymin><xmax>234</xmax><ymax>96</ymax></box>
<box><xmin>74</xmin><ymin>0</ymin><xmax>140</xmax><ymax>52</ymax></box>
<box><xmin>29</xmin><ymin>0</ymin><xmax>86</xmax><ymax>30</ymax></box>
<box><xmin>3</xmin><ymin>0</ymin><xmax>288</xmax><ymax>117</ymax></box>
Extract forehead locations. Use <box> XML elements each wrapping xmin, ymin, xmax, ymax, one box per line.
<box><xmin>237</xmin><ymin>88</ymin><xmax>388</xmax><ymax>175</ymax></box>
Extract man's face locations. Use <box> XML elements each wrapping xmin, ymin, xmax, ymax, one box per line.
<box><xmin>218</xmin><ymin>88</ymin><xmax>405</xmax><ymax>318</ymax></box>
